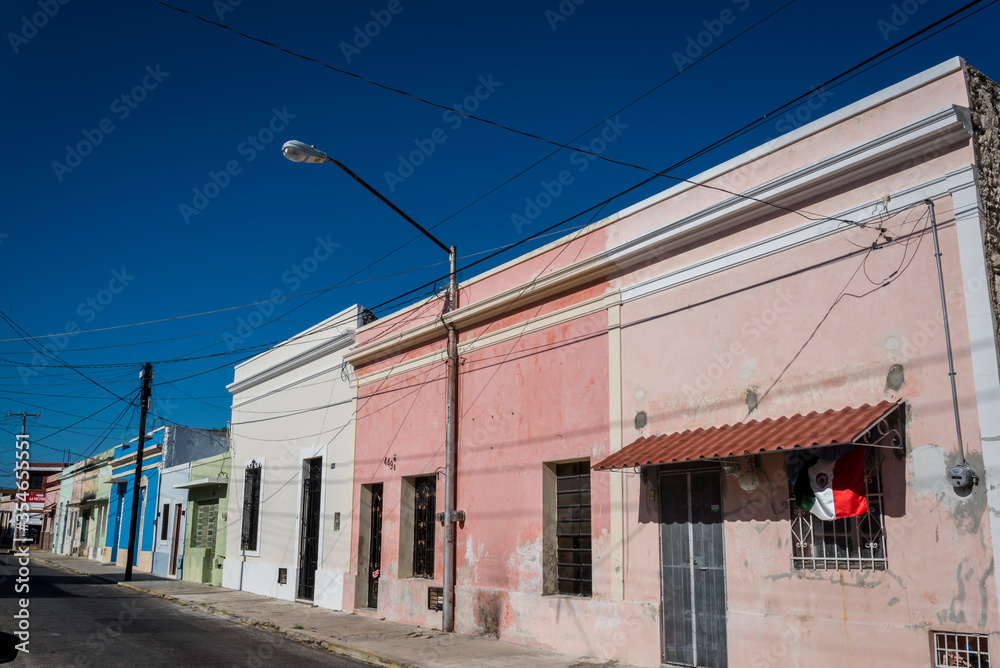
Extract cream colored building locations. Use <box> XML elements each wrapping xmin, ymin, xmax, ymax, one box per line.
<box><xmin>222</xmin><ymin>304</ymin><xmax>367</xmax><ymax>610</ymax></box>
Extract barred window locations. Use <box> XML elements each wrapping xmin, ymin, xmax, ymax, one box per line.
<box><xmin>933</xmin><ymin>631</ymin><xmax>991</xmax><ymax>667</ymax></box>
<box><xmin>194</xmin><ymin>499</ymin><xmax>219</xmax><ymax>550</ymax></box>
<box><xmin>789</xmin><ymin>453</ymin><xmax>886</xmax><ymax>570</ymax></box>
<box><xmin>241</xmin><ymin>461</ymin><xmax>262</xmax><ymax>551</ymax></box>
<box><xmin>555</xmin><ymin>461</ymin><xmax>592</xmax><ymax>596</ymax></box>
<box><xmin>412</xmin><ymin>475</ymin><xmax>436</xmax><ymax>579</ymax></box>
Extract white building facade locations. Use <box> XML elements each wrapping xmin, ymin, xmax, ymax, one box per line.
<box><xmin>222</xmin><ymin>304</ymin><xmax>367</xmax><ymax>610</ymax></box>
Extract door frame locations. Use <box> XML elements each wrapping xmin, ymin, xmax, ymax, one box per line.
<box><xmin>292</xmin><ymin>447</ymin><xmax>326</xmax><ymax>601</ymax></box>
<box><xmin>367</xmin><ymin>483</ymin><xmax>384</xmax><ymax>609</ymax></box>
<box><xmin>169</xmin><ymin>502</ymin><xmax>182</xmax><ymax>576</ymax></box>
<box><xmin>657</xmin><ymin>463</ymin><xmax>729</xmax><ymax>668</ymax></box>
<box><xmin>297</xmin><ymin>457</ymin><xmax>323</xmax><ymax>600</ymax></box>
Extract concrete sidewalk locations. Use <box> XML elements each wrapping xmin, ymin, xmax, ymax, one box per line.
<box><xmin>28</xmin><ymin>551</ymin><xmax>632</xmax><ymax>668</ymax></box>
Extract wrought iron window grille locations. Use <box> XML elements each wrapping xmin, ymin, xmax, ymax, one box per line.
<box><xmin>555</xmin><ymin>461</ymin><xmax>592</xmax><ymax>596</ymax></box>
<box><xmin>241</xmin><ymin>462</ymin><xmax>262</xmax><ymax>551</ymax></box>
<box><xmin>412</xmin><ymin>475</ymin><xmax>436</xmax><ymax>579</ymax></box>
<box><xmin>787</xmin><ymin>407</ymin><xmax>902</xmax><ymax>571</ymax></box>
<box><xmin>934</xmin><ymin>631</ymin><xmax>991</xmax><ymax>667</ymax></box>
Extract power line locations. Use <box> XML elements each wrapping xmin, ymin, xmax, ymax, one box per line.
<box><xmin>153</xmin><ymin>0</ymin><xmax>864</xmax><ymax>230</ymax></box>
<box><xmin>7</xmin><ymin>2</ymin><xmax>990</xmax><ymax>447</ymax></box>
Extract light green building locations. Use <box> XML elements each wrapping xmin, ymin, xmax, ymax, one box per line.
<box><xmin>179</xmin><ymin>450</ymin><xmax>230</xmax><ymax>586</ymax></box>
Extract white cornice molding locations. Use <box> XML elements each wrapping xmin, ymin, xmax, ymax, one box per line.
<box><xmin>622</xmin><ymin>164</ymin><xmax>977</xmax><ymax>303</ymax></box>
<box><xmin>228</xmin><ymin>331</ymin><xmax>355</xmax><ymax>396</ymax></box>
<box><xmin>609</xmin><ymin>105</ymin><xmax>972</xmax><ymax>269</ymax></box>
<box><xmin>230</xmin><ymin>364</ymin><xmax>344</xmax><ymax>410</ymax></box>
<box><xmin>110</xmin><ymin>445</ymin><xmax>163</xmax><ymax>469</ymax></box>
<box><xmin>346</xmin><ymin>105</ymin><xmax>973</xmax><ymax>369</ymax></box>
<box><xmin>353</xmin><ymin>59</ymin><xmax>966</xmax><ymax>341</ymax></box>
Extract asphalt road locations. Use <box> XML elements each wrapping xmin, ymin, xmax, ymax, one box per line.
<box><xmin>0</xmin><ymin>554</ymin><xmax>375</xmax><ymax>667</ymax></box>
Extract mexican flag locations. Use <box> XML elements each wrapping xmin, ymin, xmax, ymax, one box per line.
<box><xmin>794</xmin><ymin>445</ymin><xmax>868</xmax><ymax>520</ymax></box>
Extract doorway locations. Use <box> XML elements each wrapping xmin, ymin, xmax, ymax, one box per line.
<box><xmin>297</xmin><ymin>458</ymin><xmax>322</xmax><ymax>600</ymax></box>
<box><xmin>659</xmin><ymin>467</ymin><xmax>728</xmax><ymax>668</ymax></box>
<box><xmin>169</xmin><ymin>502</ymin><xmax>182</xmax><ymax>576</ymax></box>
<box><xmin>134</xmin><ymin>486</ymin><xmax>147</xmax><ymax>567</ymax></box>
<box><xmin>112</xmin><ymin>488</ymin><xmax>125</xmax><ymax>562</ymax></box>
<box><xmin>367</xmin><ymin>483</ymin><xmax>383</xmax><ymax>609</ymax></box>
<box><xmin>79</xmin><ymin>511</ymin><xmax>90</xmax><ymax>557</ymax></box>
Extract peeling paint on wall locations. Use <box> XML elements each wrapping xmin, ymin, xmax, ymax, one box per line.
<box><xmin>507</xmin><ymin>539</ymin><xmax>542</xmax><ymax>593</ymax></box>
<box><xmin>909</xmin><ymin>445</ymin><xmax>988</xmax><ymax>535</ymax></box>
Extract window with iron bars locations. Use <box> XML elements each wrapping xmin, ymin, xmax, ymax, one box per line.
<box><xmin>789</xmin><ymin>451</ymin><xmax>886</xmax><ymax>570</ymax></box>
<box><xmin>555</xmin><ymin>461</ymin><xmax>592</xmax><ymax>596</ymax></box>
<box><xmin>240</xmin><ymin>462</ymin><xmax>262</xmax><ymax>551</ymax></box>
<box><xmin>412</xmin><ymin>475</ymin><xmax>436</xmax><ymax>579</ymax></box>
<box><xmin>933</xmin><ymin>631</ymin><xmax>991</xmax><ymax>667</ymax></box>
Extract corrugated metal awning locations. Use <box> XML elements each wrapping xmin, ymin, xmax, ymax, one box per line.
<box><xmin>593</xmin><ymin>401</ymin><xmax>900</xmax><ymax>470</ymax></box>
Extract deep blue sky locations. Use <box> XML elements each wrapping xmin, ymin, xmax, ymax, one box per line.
<box><xmin>2</xmin><ymin>0</ymin><xmax>999</xmax><ymax>480</ymax></box>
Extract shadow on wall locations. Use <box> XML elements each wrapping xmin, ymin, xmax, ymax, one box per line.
<box><xmin>633</xmin><ymin>449</ymin><xmax>911</xmax><ymax>527</ymax></box>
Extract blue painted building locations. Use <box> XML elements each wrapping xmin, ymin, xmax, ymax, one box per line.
<box><xmin>104</xmin><ymin>427</ymin><xmax>165</xmax><ymax>569</ymax></box>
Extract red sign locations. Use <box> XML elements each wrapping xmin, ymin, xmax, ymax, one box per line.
<box><xmin>26</xmin><ymin>493</ymin><xmax>44</xmax><ymax>504</ymax></box>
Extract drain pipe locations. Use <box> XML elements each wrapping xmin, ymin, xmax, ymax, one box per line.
<box><xmin>441</xmin><ymin>246</ymin><xmax>463</xmax><ymax>633</ymax></box>
<box><xmin>926</xmin><ymin>200</ymin><xmax>977</xmax><ymax>489</ymax></box>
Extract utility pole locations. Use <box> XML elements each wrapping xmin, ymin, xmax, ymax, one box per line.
<box><xmin>6</xmin><ymin>411</ymin><xmax>39</xmax><ymax>549</ymax></box>
<box><xmin>282</xmin><ymin>139</ymin><xmax>465</xmax><ymax>632</ymax></box>
<box><xmin>7</xmin><ymin>411</ymin><xmax>40</xmax><ymax>437</ymax></box>
<box><xmin>124</xmin><ymin>363</ymin><xmax>153</xmax><ymax>582</ymax></box>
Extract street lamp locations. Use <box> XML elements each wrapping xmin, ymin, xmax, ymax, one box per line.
<box><xmin>281</xmin><ymin>140</ymin><xmax>461</xmax><ymax>632</ymax></box>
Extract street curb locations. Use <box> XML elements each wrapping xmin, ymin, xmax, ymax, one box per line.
<box><xmin>117</xmin><ymin>582</ymin><xmax>420</xmax><ymax>668</ymax></box>
<box><xmin>29</xmin><ymin>555</ymin><xmax>419</xmax><ymax>668</ymax></box>
<box><xmin>28</xmin><ymin>554</ymin><xmax>119</xmax><ymax>585</ymax></box>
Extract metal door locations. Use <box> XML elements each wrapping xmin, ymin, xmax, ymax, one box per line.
<box><xmin>367</xmin><ymin>484</ymin><xmax>383</xmax><ymax>609</ymax></box>
<box><xmin>297</xmin><ymin>459</ymin><xmax>322</xmax><ymax>600</ymax></box>
<box><xmin>659</xmin><ymin>469</ymin><xmax>727</xmax><ymax>667</ymax></box>
<box><xmin>134</xmin><ymin>488</ymin><xmax>146</xmax><ymax>566</ymax></box>
<box><xmin>79</xmin><ymin>512</ymin><xmax>89</xmax><ymax>556</ymax></box>
<box><xmin>169</xmin><ymin>503</ymin><xmax>182</xmax><ymax>576</ymax></box>
<box><xmin>112</xmin><ymin>490</ymin><xmax>125</xmax><ymax>562</ymax></box>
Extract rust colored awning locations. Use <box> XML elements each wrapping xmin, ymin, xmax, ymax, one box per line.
<box><xmin>593</xmin><ymin>401</ymin><xmax>900</xmax><ymax>470</ymax></box>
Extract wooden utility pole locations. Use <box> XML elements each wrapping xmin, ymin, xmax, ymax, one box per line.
<box><xmin>6</xmin><ymin>411</ymin><xmax>39</xmax><ymax>549</ymax></box>
<box><xmin>6</xmin><ymin>411</ymin><xmax>39</xmax><ymax>436</ymax></box>
<box><xmin>123</xmin><ymin>363</ymin><xmax>152</xmax><ymax>582</ymax></box>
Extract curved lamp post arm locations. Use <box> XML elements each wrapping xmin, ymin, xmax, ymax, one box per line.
<box><xmin>282</xmin><ymin>140</ymin><xmax>462</xmax><ymax>631</ymax></box>
<box><xmin>281</xmin><ymin>140</ymin><xmax>451</xmax><ymax>257</ymax></box>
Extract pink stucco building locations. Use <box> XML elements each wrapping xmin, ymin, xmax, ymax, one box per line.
<box><xmin>344</xmin><ymin>58</ymin><xmax>1000</xmax><ymax>667</ymax></box>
